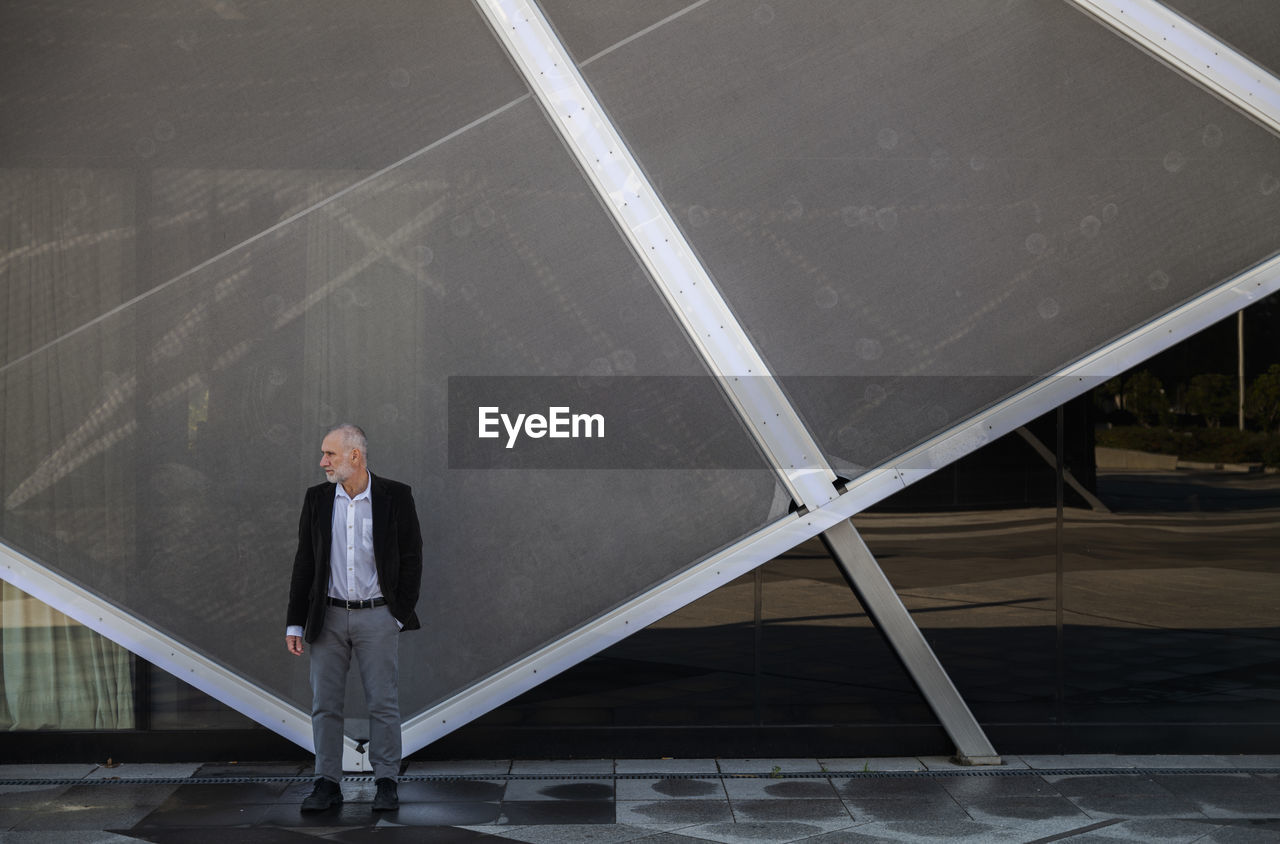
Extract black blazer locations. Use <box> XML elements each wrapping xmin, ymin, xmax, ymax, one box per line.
<box><xmin>286</xmin><ymin>472</ymin><xmax>423</xmax><ymax>642</ymax></box>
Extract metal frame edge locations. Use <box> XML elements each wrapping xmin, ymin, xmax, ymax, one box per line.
<box><xmin>1065</xmin><ymin>0</ymin><xmax>1280</xmax><ymax>135</ymax></box>
<box><xmin>0</xmin><ymin>540</ymin><xmax>368</xmax><ymax>771</ymax></box>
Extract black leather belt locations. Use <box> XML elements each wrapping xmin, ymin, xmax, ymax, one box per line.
<box><xmin>327</xmin><ymin>596</ymin><xmax>387</xmax><ymax>609</ymax></box>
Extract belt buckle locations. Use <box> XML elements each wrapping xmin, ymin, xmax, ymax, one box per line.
<box><xmin>345</xmin><ymin>599</ymin><xmax>358</xmax><ymax>610</ymax></box>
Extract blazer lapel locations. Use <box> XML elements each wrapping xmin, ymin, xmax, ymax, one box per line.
<box><xmin>370</xmin><ymin>472</ymin><xmax>390</xmax><ymax>566</ymax></box>
<box><xmin>316</xmin><ymin>485</ymin><xmax>335</xmax><ymax>562</ymax></box>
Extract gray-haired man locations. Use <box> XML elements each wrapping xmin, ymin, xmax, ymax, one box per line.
<box><xmin>286</xmin><ymin>424</ymin><xmax>422</xmax><ymax>812</ymax></box>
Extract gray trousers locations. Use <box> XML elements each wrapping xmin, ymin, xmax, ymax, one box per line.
<box><xmin>310</xmin><ymin>604</ymin><xmax>402</xmax><ymax>782</ymax></box>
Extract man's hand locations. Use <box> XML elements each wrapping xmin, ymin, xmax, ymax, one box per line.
<box><xmin>286</xmin><ymin>635</ymin><xmax>304</xmax><ymax>656</ymax></box>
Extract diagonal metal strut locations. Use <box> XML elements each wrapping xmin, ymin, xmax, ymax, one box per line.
<box><xmin>821</xmin><ymin>519</ymin><xmax>1000</xmax><ymax>764</ymax></box>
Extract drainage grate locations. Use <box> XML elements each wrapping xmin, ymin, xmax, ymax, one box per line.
<box><xmin>3</xmin><ymin>766</ymin><xmax>1278</xmax><ymax>786</ymax></box>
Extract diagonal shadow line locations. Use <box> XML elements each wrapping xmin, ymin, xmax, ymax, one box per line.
<box><xmin>0</xmin><ymin>94</ymin><xmax>529</xmax><ymax>378</ymax></box>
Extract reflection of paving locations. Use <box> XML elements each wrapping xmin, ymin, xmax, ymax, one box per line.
<box><xmin>491</xmin><ymin>467</ymin><xmax>1280</xmax><ymax>732</ymax></box>
<box><xmin>3</xmin><ymin>758</ymin><xmax>1278</xmax><ymax>841</ymax></box>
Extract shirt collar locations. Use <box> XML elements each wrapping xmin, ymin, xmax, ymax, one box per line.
<box><xmin>334</xmin><ymin>470</ymin><xmax>372</xmax><ymax>504</ymax></box>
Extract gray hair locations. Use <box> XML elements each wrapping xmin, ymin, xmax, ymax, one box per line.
<box><xmin>329</xmin><ymin>423</ymin><xmax>368</xmax><ymax>463</ymax></box>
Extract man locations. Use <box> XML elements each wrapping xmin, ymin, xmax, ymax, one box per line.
<box><xmin>286</xmin><ymin>424</ymin><xmax>422</xmax><ymax>812</ymax></box>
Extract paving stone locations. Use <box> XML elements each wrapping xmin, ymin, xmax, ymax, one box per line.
<box><xmin>614</xmin><ymin>759</ymin><xmax>718</xmax><ymax>775</ymax></box>
<box><xmin>509</xmin><ymin>760</ymin><xmax>614</xmax><ymax>775</ymax></box>
<box><xmin>715</xmin><ymin>759</ymin><xmax>819</xmax><ymax>775</ymax></box>
<box><xmin>1044</xmin><ymin>773</ymin><xmax>1177</xmax><ymax>797</ymax></box>
<box><xmin>615</xmin><ymin>778</ymin><xmax>726</xmax><ymax>801</ymax></box>
<box><xmin>817</xmin><ymin>758</ymin><xmax>923</xmax><ymax>774</ymax></box>
<box><xmin>395</xmin><ymin>779</ymin><xmax>507</xmax><ymax>803</ymax></box>
<box><xmin>840</xmin><ymin>795</ymin><xmax>971</xmax><ymax>824</ymax></box>
<box><xmin>407</xmin><ymin>760</ymin><xmax>513</xmax><ymax>777</ymax></box>
<box><xmin>84</xmin><ymin>764</ymin><xmax>201</xmax><ymax>781</ymax></box>
<box><xmin>958</xmin><ymin>795</ymin><xmax>1093</xmax><ymax>836</ymax></box>
<box><xmin>502</xmin><ymin>779</ymin><xmax>614</xmax><ymax>802</ymax></box>
<box><xmin>44</xmin><ymin>783</ymin><xmax>179</xmax><ymax>811</ymax></box>
<box><xmin>189</xmin><ymin>762</ymin><xmax>308</xmax><ymax>778</ymax></box>
<box><xmin>374</xmin><ymin>800</ymin><xmax>503</xmax><ymax>826</ymax></box>
<box><xmin>496</xmin><ymin>800</ymin><xmax>616</xmax><ymax>825</ymax></box>
<box><xmin>831</xmin><ymin>777</ymin><xmax>950</xmax><ymax>800</ymax></box>
<box><xmin>0</xmin><ymin>765</ymin><xmax>96</xmax><ymax>781</ymax></box>
<box><xmin>125</xmin><ymin>828</ymin><xmax>330</xmax><ymax>843</ymax></box>
<box><xmin>720</xmin><ymin>778</ymin><xmax>838</xmax><ymax>800</ymax></box>
<box><xmin>13</xmin><ymin>805</ymin><xmax>160</xmax><ymax>831</ymax></box>
<box><xmin>0</xmin><ymin>784</ymin><xmax>72</xmax><ymax>809</ymax></box>
<box><xmin>0</xmin><ymin>833</ymin><xmax>142</xmax><ymax>844</ymax></box>
<box><xmin>614</xmin><ymin>799</ymin><xmax>733</xmax><ymax>829</ymax></box>
<box><xmin>1056</xmin><ymin>817</ymin><xmax>1229</xmax><ymax>842</ymax></box>
<box><xmin>804</xmin><ymin>818</ymin><xmax>1030</xmax><ymax>842</ymax></box>
<box><xmin>917</xmin><ymin>756</ymin><xmax>1027</xmax><ymax>771</ymax></box>
<box><xmin>934</xmin><ymin>773</ymin><xmax>1058</xmax><ymax>799</ymax></box>
<box><xmin>132</xmin><ymin>802</ymin><xmax>273</xmax><ymax>828</ymax></box>
<box><xmin>1066</xmin><ymin>792</ymin><xmax>1209</xmax><ymax>820</ymax></box>
<box><xmin>673</xmin><ymin>819</ymin><xmax>859</xmax><ymax>844</ymax></box>
<box><xmin>487</xmin><ymin>824</ymin><xmax>673</xmax><ymax>843</ymax></box>
<box><xmin>727</xmin><ymin>798</ymin><xmax>851</xmax><ymax>824</ymax></box>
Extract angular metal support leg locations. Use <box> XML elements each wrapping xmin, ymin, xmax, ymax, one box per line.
<box><xmin>821</xmin><ymin>519</ymin><xmax>1001</xmax><ymax>765</ymax></box>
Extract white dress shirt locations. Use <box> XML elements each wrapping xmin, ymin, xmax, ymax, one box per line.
<box><xmin>328</xmin><ymin>472</ymin><xmax>380</xmax><ymax>603</ymax></box>
<box><xmin>286</xmin><ymin>471</ymin><xmax>381</xmax><ymax>639</ymax></box>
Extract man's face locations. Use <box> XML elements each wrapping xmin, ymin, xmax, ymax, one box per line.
<box><xmin>319</xmin><ymin>431</ymin><xmax>355</xmax><ymax>485</ymax></box>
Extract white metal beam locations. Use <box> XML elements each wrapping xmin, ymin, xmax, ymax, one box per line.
<box><xmin>468</xmin><ymin>0</ymin><xmax>1001</xmax><ymax>764</ymax></box>
<box><xmin>0</xmin><ymin>540</ymin><xmax>369</xmax><ymax>772</ymax></box>
<box><xmin>1066</xmin><ymin>0</ymin><xmax>1280</xmax><ymax>136</ymax></box>
<box><xmin>471</xmin><ymin>0</ymin><xmax>838</xmax><ymax>510</ymax></box>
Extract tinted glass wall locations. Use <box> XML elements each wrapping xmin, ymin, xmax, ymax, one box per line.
<box><xmin>6</xmin><ymin>299</ymin><xmax>1279</xmax><ymax>757</ymax></box>
<box><xmin>435</xmin><ymin>297</ymin><xmax>1280</xmax><ymax>756</ymax></box>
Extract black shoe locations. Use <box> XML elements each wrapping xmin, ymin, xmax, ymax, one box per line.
<box><xmin>372</xmin><ymin>777</ymin><xmax>399</xmax><ymax>811</ymax></box>
<box><xmin>300</xmin><ymin>777</ymin><xmax>343</xmax><ymax>812</ymax></box>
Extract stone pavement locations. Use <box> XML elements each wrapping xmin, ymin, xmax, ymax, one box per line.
<box><xmin>2</xmin><ymin>755</ymin><xmax>1279</xmax><ymax>843</ymax></box>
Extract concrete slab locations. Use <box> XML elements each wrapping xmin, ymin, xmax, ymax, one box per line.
<box><xmin>509</xmin><ymin>759</ymin><xmax>614</xmax><ymax>775</ymax></box>
<box><xmin>615</xmin><ymin>778</ymin><xmax>726</xmax><ymax>801</ymax></box>
<box><xmin>472</xmin><ymin>822</ymin><xmax>653</xmax><ymax>843</ymax></box>
<box><xmin>615</xmin><ymin>798</ymin><xmax>733</xmax><ymax>829</ymax></box>
<box><xmin>720</xmin><ymin>778</ymin><xmax>838</xmax><ymax>800</ymax></box>
<box><xmin>614</xmin><ymin>758</ymin><xmax>719</xmax><ymax>775</ymax></box>
<box><xmin>917</xmin><ymin>756</ymin><xmax>1028</xmax><ymax>771</ymax></box>
<box><xmin>818</xmin><ymin>758</ymin><xmax>924</xmax><ymax>773</ymax></box>
<box><xmin>0</xmin><ymin>833</ymin><xmax>141</xmax><ymax>844</ymax></box>
<box><xmin>0</xmin><ymin>765</ymin><xmax>96</xmax><ymax>781</ymax></box>
<box><xmin>715</xmin><ymin>759</ymin><xmax>819</xmax><ymax>775</ymax></box>
<box><xmin>502</xmin><ymin>779</ymin><xmax>614</xmax><ymax>802</ymax></box>
<box><xmin>1065</xmin><ymin>792</ymin><xmax>1209</xmax><ymax>820</ymax></box>
<box><xmin>1043</xmin><ymin>774</ymin><xmax>1177</xmax><ymax>798</ymax></box>
<box><xmin>806</xmin><ymin>818</ymin><xmax>1030</xmax><ymax>842</ymax></box>
<box><xmin>840</xmin><ymin>795</ymin><xmax>973</xmax><ymax>825</ymax></box>
<box><xmin>676</xmin><ymin>819</ymin><xmax>860</xmax><ymax>844</ymax></box>
<box><xmin>728</xmin><ymin>798</ymin><xmax>852</xmax><ymax>824</ymax></box>
<box><xmin>83</xmin><ymin>763</ymin><xmax>200</xmax><ymax>780</ymax></box>
<box><xmin>406</xmin><ymin>759</ymin><xmax>513</xmax><ymax>777</ymax></box>
<box><xmin>1052</xmin><ymin>818</ymin><xmax>1228</xmax><ymax>842</ymax></box>
<box><xmin>12</xmin><ymin>805</ymin><xmax>158</xmax><ymax>832</ymax></box>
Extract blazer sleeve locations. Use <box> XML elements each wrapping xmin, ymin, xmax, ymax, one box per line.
<box><xmin>396</xmin><ymin>485</ymin><xmax>424</xmax><ymax>619</ymax></box>
<box><xmin>286</xmin><ymin>487</ymin><xmax>318</xmax><ymax>630</ymax></box>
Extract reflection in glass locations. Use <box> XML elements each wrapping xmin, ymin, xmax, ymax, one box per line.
<box><xmin>0</xmin><ymin>582</ymin><xmax>134</xmax><ymax>730</ymax></box>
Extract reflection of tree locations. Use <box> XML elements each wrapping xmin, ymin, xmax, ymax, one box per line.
<box><xmin>1185</xmin><ymin>373</ymin><xmax>1234</xmax><ymax>427</ymax></box>
<box><xmin>1246</xmin><ymin>364</ymin><xmax>1280</xmax><ymax>433</ymax></box>
<box><xmin>1122</xmin><ymin>370</ymin><xmax>1169</xmax><ymax>428</ymax></box>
